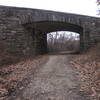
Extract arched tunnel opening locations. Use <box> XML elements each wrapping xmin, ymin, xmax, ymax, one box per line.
<box><xmin>24</xmin><ymin>21</ymin><xmax>83</xmax><ymax>55</ymax></box>
<box><xmin>47</xmin><ymin>31</ymin><xmax>80</xmax><ymax>54</ymax></box>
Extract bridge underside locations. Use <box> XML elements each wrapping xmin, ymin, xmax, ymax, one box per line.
<box><xmin>25</xmin><ymin>21</ymin><xmax>82</xmax><ymax>33</ymax></box>
<box><xmin>24</xmin><ymin>21</ymin><xmax>84</xmax><ymax>55</ymax></box>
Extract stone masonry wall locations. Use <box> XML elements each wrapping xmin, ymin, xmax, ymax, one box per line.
<box><xmin>0</xmin><ymin>5</ymin><xmax>100</xmax><ymax>56</ymax></box>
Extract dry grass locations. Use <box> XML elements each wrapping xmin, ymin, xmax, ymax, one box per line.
<box><xmin>0</xmin><ymin>40</ymin><xmax>48</xmax><ymax>99</ymax></box>
<box><xmin>0</xmin><ymin>55</ymin><xmax>48</xmax><ymax>99</ymax></box>
<box><xmin>71</xmin><ymin>43</ymin><xmax>100</xmax><ymax>100</ymax></box>
<box><xmin>0</xmin><ymin>41</ymin><xmax>21</xmax><ymax>67</ymax></box>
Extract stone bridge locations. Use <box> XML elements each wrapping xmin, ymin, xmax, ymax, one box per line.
<box><xmin>0</xmin><ymin>5</ymin><xmax>100</xmax><ymax>56</ymax></box>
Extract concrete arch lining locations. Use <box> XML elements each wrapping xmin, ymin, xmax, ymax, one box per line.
<box><xmin>24</xmin><ymin>21</ymin><xmax>83</xmax><ymax>34</ymax></box>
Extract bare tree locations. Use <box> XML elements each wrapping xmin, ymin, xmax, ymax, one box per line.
<box><xmin>97</xmin><ymin>0</ymin><xmax>100</xmax><ymax>14</ymax></box>
<box><xmin>47</xmin><ymin>32</ymin><xmax>80</xmax><ymax>53</ymax></box>
<box><xmin>97</xmin><ymin>0</ymin><xmax>100</xmax><ymax>5</ymax></box>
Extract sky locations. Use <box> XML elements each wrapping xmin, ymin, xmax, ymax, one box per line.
<box><xmin>0</xmin><ymin>0</ymin><xmax>99</xmax><ymax>17</ymax></box>
<box><xmin>47</xmin><ymin>31</ymin><xmax>79</xmax><ymax>40</ymax></box>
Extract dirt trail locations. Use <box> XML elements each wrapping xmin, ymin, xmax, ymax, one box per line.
<box><xmin>12</xmin><ymin>55</ymin><xmax>88</xmax><ymax>100</ymax></box>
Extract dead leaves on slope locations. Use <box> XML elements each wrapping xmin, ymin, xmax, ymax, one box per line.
<box><xmin>0</xmin><ymin>56</ymin><xmax>48</xmax><ymax>99</ymax></box>
<box><xmin>71</xmin><ymin>43</ymin><xmax>100</xmax><ymax>100</ymax></box>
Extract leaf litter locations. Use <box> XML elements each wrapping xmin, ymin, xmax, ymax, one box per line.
<box><xmin>71</xmin><ymin>43</ymin><xmax>100</xmax><ymax>100</ymax></box>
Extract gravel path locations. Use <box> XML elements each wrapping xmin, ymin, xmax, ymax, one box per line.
<box><xmin>14</xmin><ymin>55</ymin><xmax>88</xmax><ymax>100</ymax></box>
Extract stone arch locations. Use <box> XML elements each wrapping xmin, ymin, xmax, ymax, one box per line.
<box><xmin>24</xmin><ymin>21</ymin><xmax>84</xmax><ymax>55</ymax></box>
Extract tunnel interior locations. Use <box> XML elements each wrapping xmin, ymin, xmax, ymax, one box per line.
<box><xmin>24</xmin><ymin>21</ymin><xmax>83</xmax><ymax>55</ymax></box>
